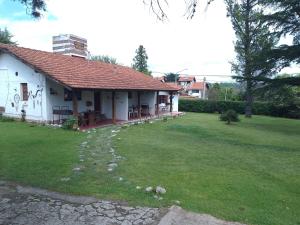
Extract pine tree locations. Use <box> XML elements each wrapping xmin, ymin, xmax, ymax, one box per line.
<box><xmin>261</xmin><ymin>0</ymin><xmax>300</xmax><ymax>66</ymax></box>
<box><xmin>132</xmin><ymin>45</ymin><xmax>151</xmax><ymax>76</ymax></box>
<box><xmin>225</xmin><ymin>0</ymin><xmax>278</xmax><ymax>117</ymax></box>
<box><xmin>0</xmin><ymin>28</ymin><xmax>16</xmax><ymax>45</ymax></box>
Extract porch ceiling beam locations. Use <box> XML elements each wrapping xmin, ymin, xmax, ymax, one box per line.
<box><xmin>170</xmin><ymin>92</ymin><xmax>173</xmax><ymax>113</ymax></box>
<box><xmin>72</xmin><ymin>88</ymin><xmax>79</xmax><ymax>126</ymax></box>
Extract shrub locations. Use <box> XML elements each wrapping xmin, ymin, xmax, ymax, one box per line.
<box><xmin>179</xmin><ymin>99</ymin><xmax>300</xmax><ymax>119</ymax></box>
<box><xmin>21</xmin><ymin>109</ymin><xmax>26</xmax><ymax>122</ymax></box>
<box><xmin>220</xmin><ymin>110</ymin><xmax>240</xmax><ymax>124</ymax></box>
<box><xmin>62</xmin><ymin>116</ymin><xmax>78</xmax><ymax>130</ymax></box>
<box><xmin>0</xmin><ymin>116</ymin><xmax>15</xmax><ymax>122</ymax></box>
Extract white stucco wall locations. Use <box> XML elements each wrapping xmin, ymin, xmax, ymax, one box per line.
<box><xmin>0</xmin><ymin>53</ymin><xmax>47</xmax><ymax>121</ymax></box>
<box><xmin>101</xmin><ymin>91</ymin><xmax>112</xmax><ymax>119</ymax></box>
<box><xmin>140</xmin><ymin>91</ymin><xmax>156</xmax><ymax>115</ymax></box>
<box><xmin>172</xmin><ymin>94</ymin><xmax>179</xmax><ymax>112</ymax></box>
<box><xmin>101</xmin><ymin>91</ymin><xmax>128</xmax><ymax>121</ymax></box>
<box><xmin>45</xmin><ymin>78</ymin><xmax>94</xmax><ymax>122</ymax></box>
<box><xmin>116</xmin><ymin>91</ymin><xmax>128</xmax><ymax>121</ymax></box>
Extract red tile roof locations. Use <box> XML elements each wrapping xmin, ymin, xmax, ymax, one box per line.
<box><xmin>165</xmin><ymin>82</ymin><xmax>182</xmax><ymax>91</ymax></box>
<box><xmin>0</xmin><ymin>44</ymin><xmax>177</xmax><ymax>91</ymax></box>
<box><xmin>187</xmin><ymin>82</ymin><xmax>205</xmax><ymax>90</ymax></box>
<box><xmin>178</xmin><ymin>76</ymin><xmax>195</xmax><ymax>82</ymax></box>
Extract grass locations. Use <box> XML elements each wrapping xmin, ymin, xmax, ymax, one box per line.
<box><xmin>0</xmin><ymin>113</ymin><xmax>299</xmax><ymax>225</ymax></box>
<box><xmin>0</xmin><ymin>122</ymin><xmax>85</xmax><ymax>189</ymax></box>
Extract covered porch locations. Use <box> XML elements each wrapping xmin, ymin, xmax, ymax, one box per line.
<box><xmin>49</xmin><ymin>83</ymin><xmax>177</xmax><ymax>128</ymax></box>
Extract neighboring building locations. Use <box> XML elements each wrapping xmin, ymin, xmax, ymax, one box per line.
<box><xmin>52</xmin><ymin>34</ymin><xmax>88</xmax><ymax>58</ymax></box>
<box><xmin>154</xmin><ymin>76</ymin><xmax>166</xmax><ymax>83</ymax></box>
<box><xmin>187</xmin><ymin>81</ymin><xmax>209</xmax><ymax>99</ymax></box>
<box><xmin>177</xmin><ymin>75</ymin><xmax>196</xmax><ymax>89</ymax></box>
<box><xmin>0</xmin><ymin>44</ymin><xmax>178</xmax><ymax>125</ymax></box>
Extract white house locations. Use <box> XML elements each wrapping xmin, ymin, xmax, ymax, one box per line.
<box><xmin>0</xmin><ymin>44</ymin><xmax>179</xmax><ymax>126</ymax></box>
<box><xmin>177</xmin><ymin>75</ymin><xmax>196</xmax><ymax>89</ymax></box>
<box><xmin>187</xmin><ymin>82</ymin><xmax>209</xmax><ymax>99</ymax></box>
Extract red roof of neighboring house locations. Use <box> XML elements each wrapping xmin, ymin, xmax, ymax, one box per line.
<box><xmin>187</xmin><ymin>82</ymin><xmax>206</xmax><ymax>90</ymax></box>
<box><xmin>178</xmin><ymin>76</ymin><xmax>195</xmax><ymax>82</ymax></box>
<box><xmin>0</xmin><ymin>44</ymin><xmax>177</xmax><ymax>91</ymax></box>
<box><xmin>165</xmin><ymin>82</ymin><xmax>182</xmax><ymax>91</ymax></box>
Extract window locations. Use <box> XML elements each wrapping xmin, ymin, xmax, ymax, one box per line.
<box><xmin>20</xmin><ymin>83</ymin><xmax>28</xmax><ymax>101</ymax></box>
<box><xmin>64</xmin><ymin>88</ymin><xmax>81</xmax><ymax>101</ymax></box>
<box><xmin>159</xmin><ymin>95</ymin><xmax>168</xmax><ymax>104</ymax></box>
<box><xmin>192</xmin><ymin>90</ymin><xmax>199</xmax><ymax>93</ymax></box>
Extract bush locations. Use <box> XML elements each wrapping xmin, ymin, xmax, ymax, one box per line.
<box><xmin>0</xmin><ymin>116</ymin><xmax>15</xmax><ymax>122</ymax></box>
<box><xmin>62</xmin><ymin>116</ymin><xmax>78</xmax><ymax>130</ymax></box>
<box><xmin>179</xmin><ymin>99</ymin><xmax>300</xmax><ymax>119</ymax></box>
<box><xmin>220</xmin><ymin>110</ymin><xmax>239</xmax><ymax>124</ymax></box>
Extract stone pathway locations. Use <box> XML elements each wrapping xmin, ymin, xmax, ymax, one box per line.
<box><xmin>0</xmin><ymin>181</ymin><xmax>164</xmax><ymax>225</ymax></box>
<box><xmin>0</xmin><ymin>181</ymin><xmax>246</xmax><ymax>225</ymax></box>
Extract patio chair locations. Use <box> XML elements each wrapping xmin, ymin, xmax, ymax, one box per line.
<box><xmin>78</xmin><ymin>113</ymin><xmax>88</xmax><ymax>127</ymax></box>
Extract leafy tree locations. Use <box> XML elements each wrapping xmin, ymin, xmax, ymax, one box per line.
<box><xmin>208</xmin><ymin>83</ymin><xmax>221</xmax><ymax>101</ymax></box>
<box><xmin>132</xmin><ymin>45</ymin><xmax>151</xmax><ymax>76</ymax></box>
<box><xmin>91</xmin><ymin>55</ymin><xmax>119</xmax><ymax>65</ymax></box>
<box><xmin>0</xmin><ymin>28</ymin><xmax>16</xmax><ymax>45</ymax></box>
<box><xmin>225</xmin><ymin>0</ymin><xmax>278</xmax><ymax>117</ymax></box>
<box><xmin>208</xmin><ymin>83</ymin><xmax>242</xmax><ymax>101</ymax></box>
<box><xmin>8</xmin><ymin>0</ymin><xmax>46</xmax><ymax>18</ymax></box>
<box><xmin>165</xmin><ymin>73</ymin><xmax>177</xmax><ymax>82</ymax></box>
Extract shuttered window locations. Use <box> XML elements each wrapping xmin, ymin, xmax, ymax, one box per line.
<box><xmin>159</xmin><ymin>95</ymin><xmax>168</xmax><ymax>104</ymax></box>
<box><xmin>20</xmin><ymin>83</ymin><xmax>28</xmax><ymax>101</ymax></box>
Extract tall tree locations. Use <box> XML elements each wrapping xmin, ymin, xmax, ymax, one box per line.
<box><xmin>91</xmin><ymin>55</ymin><xmax>119</xmax><ymax>65</ymax></box>
<box><xmin>165</xmin><ymin>73</ymin><xmax>177</xmax><ymax>82</ymax></box>
<box><xmin>225</xmin><ymin>0</ymin><xmax>278</xmax><ymax>117</ymax></box>
<box><xmin>132</xmin><ymin>45</ymin><xmax>151</xmax><ymax>76</ymax></box>
<box><xmin>0</xmin><ymin>28</ymin><xmax>17</xmax><ymax>45</ymax></box>
<box><xmin>261</xmin><ymin>0</ymin><xmax>300</xmax><ymax>66</ymax></box>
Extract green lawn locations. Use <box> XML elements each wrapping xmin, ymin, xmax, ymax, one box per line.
<box><xmin>0</xmin><ymin>113</ymin><xmax>299</xmax><ymax>225</ymax></box>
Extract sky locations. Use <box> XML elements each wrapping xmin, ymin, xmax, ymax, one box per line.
<box><xmin>0</xmin><ymin>0</ymin><xmax>299</xmax><ymax>83</ymax></box>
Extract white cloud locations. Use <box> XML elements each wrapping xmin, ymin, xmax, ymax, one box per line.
<box><xmin>1</xmin><ymin>0</ymin><xmax>298</xmax><ymax>81</ymax></box>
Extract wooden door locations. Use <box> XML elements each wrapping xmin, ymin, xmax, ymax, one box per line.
<box><xmin>94</xmin><ymin>91</ymin><xmax>101</xmax><ymax>112</ymax></box>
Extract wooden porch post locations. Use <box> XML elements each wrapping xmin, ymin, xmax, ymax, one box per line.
<box><xmin>156</xmin><ymin>91</ymin><xmax>159</xmax><ymax>117</ymax></box>
<box><xmin>170</xmin><ymin>92</ymin><xmax>173</xmax><ymax>113</ymax></box>
<box><xmin>137</xmin><ymin>91</ymin><xmax>141</xmax><ymax>119</ymax></box>
<box><xmin>72</xmin><ymin>89</ymin><xmax>79</xmax><ymax>126</ymax></box>
<box><xmin>112</xmin><ymin>91</ymin><xmax>116</xmax><ymax>124</ymax></box>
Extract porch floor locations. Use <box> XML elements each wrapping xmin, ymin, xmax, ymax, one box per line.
<box><xmin>79</xmin><ymin>112</ymin><xmax>183</xmax><ymax>130</ymax></box>
<box><xmin>80</xmin><ymin>119</ymin><xmax>125</xmax><ymax>130</ymax></box>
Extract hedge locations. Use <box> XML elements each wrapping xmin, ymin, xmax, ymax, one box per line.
<box><xmin>179</xmin><ymin>99</ymin><xmax>300</xmax><ymax>119</ymax></box>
